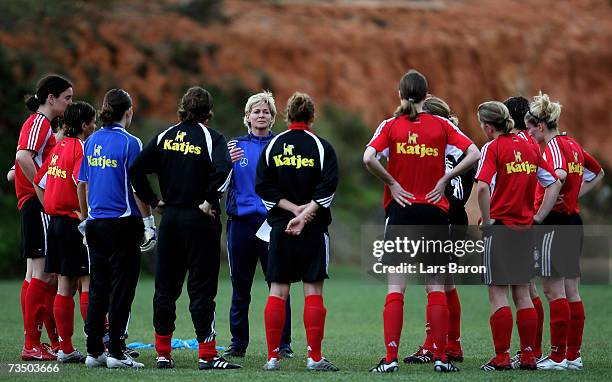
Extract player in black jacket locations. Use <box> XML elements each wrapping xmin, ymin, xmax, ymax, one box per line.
<box><xmin>255</xmin><ymin>92</ymin><xmax>339</xmax><ymax>372</ymax></box>
<box><xmin>129</xmin><ymin>87</ymin><xmax>240</xmax><ymax>370</ymax></box>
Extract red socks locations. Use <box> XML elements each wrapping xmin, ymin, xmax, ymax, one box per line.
<box><xmin>422</xmin><ymin>303</ymin><xmax>433</xmax><ymax>350</ymax></box>
<box><xmin>383</xmin><ymin>292</ymin><xmax>404</xmax><ymax>362</ymax></box>
<box><xmin>53</xmin><ymin>294</ymin><xmax>75</xmax><ymax>354</ymax></box>
<box><xmin>198</xmin><ymin>339</ymin><xmax>217</xmax><ymax>361</ymax></box>
<box><xmin>532</xmin><ymin>296</ymin><xmax>544</xmax><ymax>358</ymax></box>
<box><xmin>264</xmin><ymin>296</ymin><xmax>286</xmax><ymax>360</ymax></box>
<box><xmin>567</xmin><ymin>301</ymin><xmax>585</xmax><ymax>361</ymax></box>
<box><xmin>549</xmin><ymin>298</ymin><xmax>570</xmax><ymax>362</ymax></box>
<box><xmin>428</xmin><ymin>291</ymin><xmax>449</xmax><ymax>362</ymax></box>
<box><xmin>79</xmin><ymin>291</ymin><xmax>89</xmax><ymax>322</ymax></box>
<box><xmin>25</xmin><ymin>278</ymin><xmax>49</xmax><ymax>349</ymax></box>
<box><xmin>490</xmin><ymin>306</ymin><xmax>512</xmax><ymax>363</ymax></box>
<box><xmin>155</xmin><ymin>332</ymin><xmax>172</xmax><ymax>358</ymax></box>
<box><xmin>21</xmin><ymin>280</ymin><xmax>29</xmax><ymax>333</ymax></box>
<box><xmin>44</xmin><ymin>284</ymin><xmax>59</xmax><ymax>348</ymax></box>
<box><xmin>445</xmin><ymin>288</ymin><xmax>461</xmax><ymax>351</ymax></box>
<box><xmin>304</xmin><ymin>295</ymin><xmax>326</xmax><ymax>362</ymax></box>
<box><xmin>516</xmin><ymin>307</ymin><xmax>537</xmax><ymax>363</ymax></box>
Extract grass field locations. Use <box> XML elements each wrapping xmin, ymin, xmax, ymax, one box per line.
<box><xmin>1</xmin><ymin>267</ymin><xmax>611</xmax><ymax>381</ymax></box>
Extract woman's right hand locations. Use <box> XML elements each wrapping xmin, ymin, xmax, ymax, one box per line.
<box><xmin>389</xmin><ymin>181</ymin><xmax>415</xmax><ymax>207</ymax></box>
<box><xmin>229</xmin><ymin>147</ymin><xmax>245</xmax><ymax>163</ymax></box>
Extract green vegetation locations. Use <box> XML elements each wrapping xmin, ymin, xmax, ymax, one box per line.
<box><xmin>1</xmin><ymin>272</ymin><xmax>611</xmax><ymax>380</ymax></box>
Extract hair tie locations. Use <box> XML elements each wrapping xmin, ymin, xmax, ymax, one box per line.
<box><xmin>528</xmin><ymin>109</ymin><xmax>545</xmax><ymax>122</ymax></box>
<box><xmin>34</xmin><ymin>94</ymin><xmax>38</xmax><ymax>100</ymax></box>
<box><xmin>408</xmin><ymin>98</ymin><xmax>415</xmax><ymax>103</ymax></box>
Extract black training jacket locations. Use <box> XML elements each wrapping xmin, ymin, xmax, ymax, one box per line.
<box><xmin>255</xmin><ymin>123</ymin><xmax>338</xmax><ymax>228</ymax></box>
<box><xmin>129</xmin><ymin>121</ymin><xmax>232</xmax><ymax>212</ymax></box>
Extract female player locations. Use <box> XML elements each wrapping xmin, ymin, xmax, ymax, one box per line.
<box><xmin>364</xmin><ymin>70</ymin><xmax>480</xmax><ymax>373</ymax></box>
<box><xmin>503</xmin><ymin>95</ymin><xmax>547</xmax><ymax>363</ymax></box>
<box><xmin>16</xmin><ymin>74</ymin><xmax>73</xmax><ymax>361</ymax></box>
<box><xmin>130</xmin><ymin>86</ymin><xmax>240</xmax><ymax>370</ymax></box>
<box><xmin>403</xmin><ymin>96</ymin><xmax>471</xmax><ymax>364</ymax></box>
<box><xmin>33</xmin><ymin>101</ymin><xmax>96</xmax><ymax>363</ymax></box>
<box><xmin>256</xmin><ymin>92</ymin><xmax>339</xmax><ymax>371</ymax></box>
<box><xmin>223</xmin><ymin>91</ymin><xmax>293</xmax><ymax>359</ymax></box>
<box><xmin>475</xmin><ymin>101</ymin><xmax>562</xmax><ymax>371</ymax></box>
<box><xmin>525</xmin><ymin>92</ymin><xmax>605</xmax><ymax>370</ymax></box>
<box><xmin>77</xmin><ymin>89</ymin><xmax>148</xmax><ymax>369</ymax></box>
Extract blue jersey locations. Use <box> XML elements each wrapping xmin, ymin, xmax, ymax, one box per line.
<box><xmin>226</xmin><ymin>132</ymin><xmax>273</xmax><ymax>218</ymax></box>
<box><xmin>78</xmin><ymin>124</ymin><xmax>143</xmax><ymax>220</ymax></box>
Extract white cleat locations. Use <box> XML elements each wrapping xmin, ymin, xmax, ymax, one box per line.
<box><xmin>306</xmin><ymin>357</ymin><xmax>339</xmax><ymax>371</ymax></box>
<box><xmin>536</xmin><ymin>356</ymin><xmax>567</xmax><ymax>370</ymax></box>
<box><xmin>85</xmin><ymin>353</ymin><xmax>108</xmax><ymax>368</ymax></box>
<box><xmin>106</xmin><ymin>354</ymin><xmax>144</xmax><ymax>369</ymax></box>
<box><xmin>57</xmin><ymin>349</ymin><xmax>86</xmax><ymax>363</ymax></box>
<box><xmin>566</xmin><ymin>357</ymin><xmax>583</xmax><ymax>370</ymax></box>
<box><xmin>263</xmin><ymin>357</ymin><xmax>280</xmax><ymax>371</ymax></box>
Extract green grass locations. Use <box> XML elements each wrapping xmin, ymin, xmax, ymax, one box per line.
<box><xmin>1</xmin><ymin>267</ymin><xmax>611</xmax><ymax>381</ymax></box>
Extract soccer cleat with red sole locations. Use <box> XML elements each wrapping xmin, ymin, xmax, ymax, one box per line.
<box><xmin>21</xmin><ymin>345</ymin><xmax>57</xmax><ymax>361</ymax></box>
<box><xmin>480</xmin><ymin>357</ymin><xmax>511</xmax><ymax>371</ymax></box>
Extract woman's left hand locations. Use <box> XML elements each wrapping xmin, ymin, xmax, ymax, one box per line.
<box><xmin>426</xmin><ymin>176</ymin><xmax>448</xmax><ymax>204</ymax></box>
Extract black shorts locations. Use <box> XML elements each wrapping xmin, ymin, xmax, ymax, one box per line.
<box><xmin>46</xmin><ymin>216</ymin><xmax>90</xmax><ymax>276</ymax></box>
<box><xmin>267</xmin><ymin>225</ymin><xmax>329</xmax><ymax>284</ymax></box>
<box><xmin>482</xmin><ymin>222</ymin><xmax>536</xmax><ymax>285</ymax></box>
<box><xmin>536</xmin><ymin>211</ymin><xmax>583</xmax><ymax>278</ymax></box>
<box><xmin>383</xmin><ymin>202</ymin><xmax>450</xmax><ymax>267</ymax></box>
<box><xmin>20</xmin><ymin>197</ymin><xmax>48</xmax><ymax>259</ymax></box>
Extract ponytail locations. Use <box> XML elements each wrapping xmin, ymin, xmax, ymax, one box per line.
<box><xmin>394</xmin><ymin>69</ymin><xmax>428</xmax><ymax>121</ymax></box>
<box><xmin>24</xmin><ymin>74</ymin><xmax>72</xmax><ymax>112</ymax></box>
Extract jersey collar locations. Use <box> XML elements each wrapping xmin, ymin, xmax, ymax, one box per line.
<box><xmin>103</xmin><ymin>123</ymin><xmax>125</xmax><ymax>130</ymax></box>
<box><xmin>248</xmin><ymin>131</ymin><xmax>274</xmax><ymax>141</ymax></box>
<box><xmin>288</xmin><ymin>122</ymin><xmax>311</xmax><ymax>131</ymax></box>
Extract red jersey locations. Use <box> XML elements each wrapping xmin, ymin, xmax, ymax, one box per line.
<box><xmin>517</xmin><ymin>130</ymin><xmax>539</xmax><ymax>148</ymax></box>
<box><xmin>33</xmin><ymin>137</ymin><xmax>83</xmax><ymax>219</ymax></box>
<box><xmin>534</xmin><ymin>135</ymin><xmax>568</xmax><ymax>212</ymax></box>
<box><xmin>476</xmin><ymin>134</ymin><xmax>557</xmax><ymax>226</ymax></box>
<box><xmin>368</xmin><ymin>113</ymin><xmax>473</xmax><ymax>211</ymax></box>
<box><xmin>15</xmin><ymin>113</ymin><xmax>57</xmax><ymax>209</ymax></box>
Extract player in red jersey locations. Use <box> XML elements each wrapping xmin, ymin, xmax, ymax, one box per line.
<box><xmin>503</xmin><ymin>95</ymin><xmax>548</xmax><ymax>363</ymax></box>
<box><xmin>33</xmin><ymin>102</ymin><xmax>96</xmax><ymax>363</ymax></box>
<box><xmin>475</xmin><ymin>101</ymin><xmax>562</xmax><ymax>371</ymax></box>
<box><xmin>402</xmin><ymin>96</ymin><xmax>471</xmax><ymax>365</ymax></box>
<box><xmin>364</xmin><ymin>70</ymin><xmax>480</xmax><ymax>373</ymax></box>
<box><xmin>16</xmin><ymin>75</ymin><xmax>73</xmax><ymax>361</ymax></box>
<box><xmin>525</xmin><ymin>93</ymin><xmax>605</xmax><ymax>370</ymax></box>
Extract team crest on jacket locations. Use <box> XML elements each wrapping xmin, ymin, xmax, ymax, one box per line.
<box><xmin>163</xmin><ymin>130</ymin><xmax>202</xmax><ymax>155</ymax></box>
<box><xmin>395</xmin><ymin>131</ymin><xmax>439</xmax><ymax>157</ymax></box>
<box><xmin>239</xmin><ymin>157</ymin><xmax>248</xmax><ymax>167</ymax></box>
<box><xmin>272</xmin><ymin>143</ymin><xmax>315</xmax><ymax>169</ymax></box>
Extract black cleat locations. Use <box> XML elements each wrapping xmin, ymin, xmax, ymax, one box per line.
<box><xmin>198</xmin><ymin>356</ymin><xmax>242</xmax><ymax>370</ymax></box>
<box><xmin>156</xmin><ymin>356</ymin><xmax>175</xmax><ymax>369</ymax></box>
<box><xmin>222</xmin><ymin>344</ymin><xmax>245</xmax><ymax>358</ymax></box>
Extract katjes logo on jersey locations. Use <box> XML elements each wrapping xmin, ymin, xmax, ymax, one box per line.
<box><xmin>272</xmin><ymin>143</ymin><xmax>315</xmax><ymax>169</ymax></box>
<box><xmin>568</xmin><ymin>151</ymin><xmax>584</xmax><ymax>175</ymax></box>
<box><xmin>395</xmin><ymin>131</ymin><xmax>439</xmax><ymax>157</ymax></box>
<box><xmin>505</xmin><ymin>150</ymin><xmax>536</xmax><ymax>174</ymax></box>
<box><xmin>162</xmin><ymin>130</ymin><xmax>202</xmax><ymax>155</ymax></box>
<box><xmin>87</xmin><ymin>144</ymin><xmax>118</xmax><ymax>169</ymax></box>
<box><xmin>46</xmin><ymin>154</ymin><xmax>67</xmax><ymax>179</ymax></box>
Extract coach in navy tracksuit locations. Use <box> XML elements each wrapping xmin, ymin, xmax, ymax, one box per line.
<box><xmin>223</xmin><ymin>91</ymin><xmax>292</xmax><ymax>358</ymax></box>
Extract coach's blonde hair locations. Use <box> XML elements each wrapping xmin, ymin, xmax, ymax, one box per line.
<box><xmin>477</xmin><ymin>101</ymin><xmax>514</xmax><ymax>134</ymax></box>
<box><xmin>423</xmin><ymin>96</ymin><xmax>459</xmax><ymax>126</ymax></box>
<box><xmin>243</xmin><ymin>91</ymin><xmax>277</xmax><ymax>129</ymax></box>
<box><xmin>524</xmin><ymin>91</ymin><xmax>562</xmax><ymax>130</ymax></box>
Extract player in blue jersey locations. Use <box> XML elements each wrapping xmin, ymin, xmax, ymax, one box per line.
<box><xmin>223</xmin><ymin>91</ymin><xmax>293</xmax><ymax>359</ymax></box>
<box><xmin>77</xmin><ymin>89</ymin><xmax>150</xmax><ymax>369</ymax></box>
